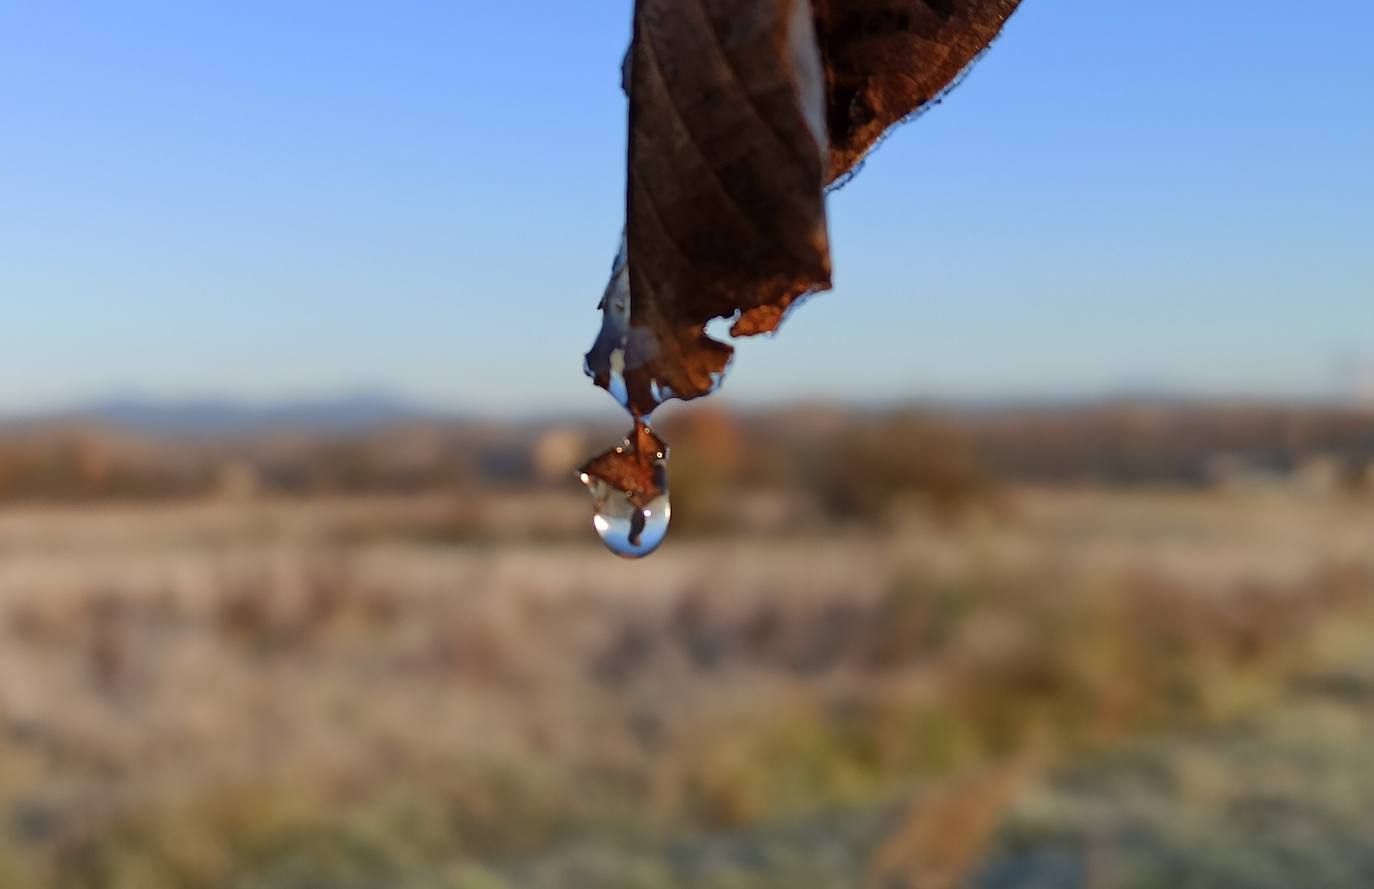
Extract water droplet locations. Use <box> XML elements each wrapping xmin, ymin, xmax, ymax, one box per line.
<box><xmin>579</xmin><ymin>422</ymin><xmax>672</xmax><ymax>558</ymax></box>
<box><xmin>583</xmin><ymin>478</ymin><xmax>671</xmax><ymax>559</ymax></box>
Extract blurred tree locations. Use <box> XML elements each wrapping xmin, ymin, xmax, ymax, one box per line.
<box><xmin>812</xmin><ymin>412</ymin><xmax>991</xmax><ymax>523</ymax></box>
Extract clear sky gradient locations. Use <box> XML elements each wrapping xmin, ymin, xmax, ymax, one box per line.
<box><xmin>2</xmin><ymin>1</ymin><xmax>1372</xmax><ymax>414</ymax></box>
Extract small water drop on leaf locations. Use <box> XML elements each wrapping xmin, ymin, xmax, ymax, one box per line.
<box><xmin>579</xmin><ymin>422</ymin><xmax>672</xmax><ymax>559</ymax></box>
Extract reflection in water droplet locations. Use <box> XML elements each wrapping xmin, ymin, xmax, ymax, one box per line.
<box><xmin>583</xmin><ymin>477</ymin><xmax>671</xmax><ymax>559</ymax></box>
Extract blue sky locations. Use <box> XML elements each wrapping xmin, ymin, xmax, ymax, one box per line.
<box><xmin>2</xmin><ymin>1</ymin><xmax>1371</xmax><ymax>415</ymax></box>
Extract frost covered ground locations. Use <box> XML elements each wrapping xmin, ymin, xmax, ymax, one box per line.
<box><xmin>1</xmin><ymin>488</ymin><xmax>1371</xmax><ymax>888</ymax></box>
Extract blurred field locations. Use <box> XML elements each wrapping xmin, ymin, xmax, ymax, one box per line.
<box><xmin>2</xmin><ymin>459</ymin><xmax>1373</xmax><ymax>887</ymax></box>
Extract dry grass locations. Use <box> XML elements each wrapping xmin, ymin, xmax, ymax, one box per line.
<box><xmin>0</xmin><ymin>487</ymin><xmax>1371</xmax><ymax>888</ymax></box>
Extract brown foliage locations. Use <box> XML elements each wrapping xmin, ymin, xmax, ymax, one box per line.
<box><xmin>579</xmin><ymin>421</ymin><xmax>670</xmax><ymax>508</ymax></box>
<box><xmin>586</xmin><ymin>0</ymin><xmax>1023</xmax><ymax>420</ymax></box>
<box><xmin>816</xmin><ymin>0</ymin><xmax>1023</xmax><ymax>182</ymax></box>
<box><xmin>811</xmin><ymin>412</ymin><xmax>993</xmax><ymax>522</ymax></box>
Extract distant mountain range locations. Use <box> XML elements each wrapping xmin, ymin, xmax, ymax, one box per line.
<box><xmin>5</xmin><ymin>392</ymin><xmax>437</xmax><ymax>437</ymax></box>
<box><xmin>4</xmin><ymin>389</ymin><xmax>1367</xmax><ymax>440</ymax></box>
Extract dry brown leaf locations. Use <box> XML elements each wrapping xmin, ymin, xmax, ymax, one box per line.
<box><xmin>817</xmin><ymin>0</ymin><xmax>1023</xmax><ymax>183</ymax></box>
<box><xmin>583</xmin><ymin>0</ymin><xmax>1021</xmax><ymax>502</ymax></box>
<box><xmin>580</xmin><ymin>421</ymin><xmax>669</xmax><ymax>507</ymax></box>
<box><xmin>586</xmin><ymin>0</ymin><xmax>833</xmax><ymax>420</ymax></box>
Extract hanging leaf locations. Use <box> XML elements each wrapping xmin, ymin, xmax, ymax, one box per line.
<box><xmin>581</xmin><ymin>0</ymin><xmax>1021</xmax><ymax>549</ymax></box>
<box><xmin>586</xmin><ymin>0</ymin><xmax>834</xmax><ymax>420</ymax></box>
<box><xmin>586</xmin><ymin>0</ymin><xmax>1022</xmax><ymax>421</ymax></box>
